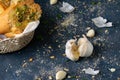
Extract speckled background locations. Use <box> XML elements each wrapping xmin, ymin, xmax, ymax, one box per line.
<box><xmin>0</xmin><ymin>0</ymin><xmax>120</xmax><ymax>80</ymax></box>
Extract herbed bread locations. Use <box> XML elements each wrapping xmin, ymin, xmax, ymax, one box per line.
<box><xmin>0</xmin><ymin>0</ymin><xmax>42</xmax><ymax>38</ymax></box>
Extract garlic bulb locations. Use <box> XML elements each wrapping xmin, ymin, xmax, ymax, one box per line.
<box><xmin>65</xmin><ymin>39</ymin><xmax>79</xmax><ymax>61</ymax></box>
<box><xmin>78</xmin><ymin>35</ymin><xmax>93</xmax><ymax>57</ymax></box>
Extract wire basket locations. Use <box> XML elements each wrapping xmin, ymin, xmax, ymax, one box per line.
<box><xmin>0</xmin><ymin>31</ymin><xmax>34</xmax><ymax>54</ymax></box>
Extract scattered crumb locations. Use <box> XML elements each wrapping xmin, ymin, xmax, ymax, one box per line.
<box><xmin>105</xmin><ymin>29</ymin><xmax>109</xmax><ymax>34</ymax></box>
<box><xmin>63</xmin><ymin>68</ymin><xmax>69</xmax><ymax>71</ymax></box>
<box><xmin>67</xmin><ymin>75</ymin><xmax>80</xmax><ymax>79</ymax></box>
<box><xmin>118</xmin><ymin>77</ymin><xmax>120</xmax><ymax>80</ymax></box>
<box><xmin>35</xmin><ymin>77</ymin><xmax>41</xmax><ymax>80</ymax></box>
<box><xmin>29</xmin><ymin>58</ymin><xmax>33</xmax><ymax>62</ymax></box>
<box><xmin>58</xmin><ymin>45</ymin><xmax>61</xmax><ymax>48</ymax></box>
<box><xmin>50</xmin><ymin>56</ymin><xmax>55</xmax><ymax>59</ymax></box>
<box><xmin>92</xmin><ymin>76</ymin><xmax>95</xmax><ymax>78</ymax></box>
<box><xmin>61</xmin><ymin>14</ymin><xmax>75</xmax><ymax>27</ymax></box>
<box><xmin>67</xmin><ymin>76</ymin><xmax>71</xmax><ymax>78</ymax></box>
<box><xmin>15</xmin><ymin>70</ymin><xmax>22</xmax><ymax>76</ymax></box>
<box><xmin>86</xmin><ymin>27</ymin><xmax>91</xmax><ymax>30</ymax></box>
<box><xmin>48</xmin><ymin>76</ymin><xmax>53</xmax><ymax>80</ymax></box>
<box><xmin>22</xmin><ymin>62</ymin><xmax>27</xmax><ymax>68</ymax></box>
<box><xmin>48</xmin><ymin>46</ymin><xmax>52</xmax><ymax>49</ymax></box>
<box><xmin>62</xmin><ymin>53</ymin><xmax>66</xmax><ymax>56</ymax></box>
<box><xmin>76</xmin><ymin>76</ymin><xmax>80</xmax><ymax>78</ymax></box>
<box><xmin>108</xmin><ymin>0</ymin><xmax>112</xmax><ymax>2</ymax></box>
<box><xmin>109</xmin><ymin>68</ymin><xmax>116</xmax><ymax>72</ymax></box>
<box><xmin>102</xmin><ymin>56</ymin><xmax>105</xmax><ymax>60</ymax></box>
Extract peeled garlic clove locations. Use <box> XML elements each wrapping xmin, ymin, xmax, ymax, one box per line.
<box><xmin>78</xmin><ymin>35</ymin><xmax>94</xmax><ymax>57</ymax></box>
<box><xmin>50</xmin><ymin>0</ymin><xmax>58</xmax><ymax>5</ymax></box>
<box><xmin>56</xmin><ymin>71</ymin><xmax>67</xmax><ymax>80</ymax></box>
<box><xmin>77</xmin><ymin>37</ymin><xmax>87</xmax><ymax>46</ymax></box>
<box><xmin>65</xmin><ymin>39</ymin><xmax>79</xmax><ymax>61</ymax></box>
<box><xmin>86</xmin><ymin>29</ymin><xmax>95</xmax><ymax>38</ymax></box>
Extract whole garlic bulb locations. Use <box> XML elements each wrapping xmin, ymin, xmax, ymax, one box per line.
<box><xmin>65</xmin><ymin>39</ymin><xmax>79</xmax><ymax>61</ymax></box>
<box><xmin>78</xmin><ymin>35</ymin><xmax>93</xmax><ymax>57</ymax></box>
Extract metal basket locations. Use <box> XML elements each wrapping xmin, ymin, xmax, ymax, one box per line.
<box><xmin>0</xmin><ymin>31</ymin><xmax>34</xmax><ymax>54</ymax></box>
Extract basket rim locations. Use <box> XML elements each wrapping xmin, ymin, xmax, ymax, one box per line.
<box><xmin>0</xmin><ymin>31</ymin><xmax>34</xmax><ymax>42</ymax></box>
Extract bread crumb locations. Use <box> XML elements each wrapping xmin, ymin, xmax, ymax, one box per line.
<box><xmin>35</xmin><ymin>77</ymin><xmax>41</xmax><ymax>80</ymax></box>
<box><xmin>50</xmin><ymin>56</ymin><xmax>55</xmax><ymax>59</ymax></box>
<box><xmin>29</xmin><ymin>58</ymin><xmax>33</xmax><ymax>62</ymax></box>
<box><xmin>105</xmin><ymin>29</ymin><xmax>109</xmax><ymax>34</ymax></box>
<box><xmin>48</xmin><ymin>76</ymin><xmax>53</xmax><ymax>80</ymax></box>
<box><xmin>109</xmin><ymin>68</ymin><xmax>116</xmax><ymax>72</ymax></box>
<box><xmin>22</xmin><ymin>62</ymin><xmax>27</xmax><ymax>67</ymax></box>
<box><xmin>86</xmin><ymin>27</ymin><xmax>91</xmax><ymax>30</ymax></box>
<box><xmin>48</xmin><ymin>46</ymin><xmax>52</xmax><ymax>49</ymax></box>
<box><xmin>62</xmin><ymin>53</ymin><xmax>66</xmax><ymax>56</ymax></box>
<box><xmin>63</xmin><ymin>68</ymin><xmax>69</xmax><ymax>71</ymax></box>
<box><xmin>67</xmin><ymin>76</ymin><xmax>71</xmax><ymax>78</ymax></box>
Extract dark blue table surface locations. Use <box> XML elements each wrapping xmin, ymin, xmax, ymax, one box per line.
<box><xmin>0</xmin><ymin>0</ymin><xmax>120</xmax><ymax>80</ymax></box>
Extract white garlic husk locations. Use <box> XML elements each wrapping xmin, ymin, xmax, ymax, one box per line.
<box><xmin>65</xmin><ymin>39</ymin><xmax>79</xmax><ymax>61</ymax></box>
<box><xmin>78</xmin><ymin>35</ymin><xmax>94</xmax><ymax>57</ymax></box>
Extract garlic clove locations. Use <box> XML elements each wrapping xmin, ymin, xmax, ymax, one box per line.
<box><xmin>78</xmin><ymin>38</ymin><xmax>87</xmax><ymax>46</ymax></box>
<box><xmin>50</xmin><ymin>0</ymin><xmax>58</xmax><ymax>5</ymax></box>
<box><xmin>65</xmin><ymin>39</ymin><xmax>79</xmax><ymax>61</ymax></box>
<box><xmin>56</xmin><ymin>71</ymin><xmax>67</xmax><ymax>80</ymax></box>
<box><xmin>78</xmin><ymin>35</ymin><xmax>94</xmax><ymax>57</ymax></box>
<box><xmin>86</xmin><ymin>29</ymin><xmax>95</xmax><ymax>38</ymax></box>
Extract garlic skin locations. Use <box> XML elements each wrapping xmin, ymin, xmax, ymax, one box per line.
<box><xmin>60</xmin><ymin>2</ymin><xmax>75</xmax><ymax>13</ymax></box>
<box><xmin>78</xmin><ymin>35</ymin><xmax>93</xmax><ymax>57</ymax></box>
<box><xmin>82</xmin><ymin>68</ymin><xmax>99</xmax><ymax>75</ymax></box>
<box><xmin>65</xmin><ymin>39</ymin><xmax>79</xmax><ymax>61</ymax></box>
<box><xmin>92</xmin><ymin>16</ymin><xmax>112</xmax><ymax>28</ymax></box>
